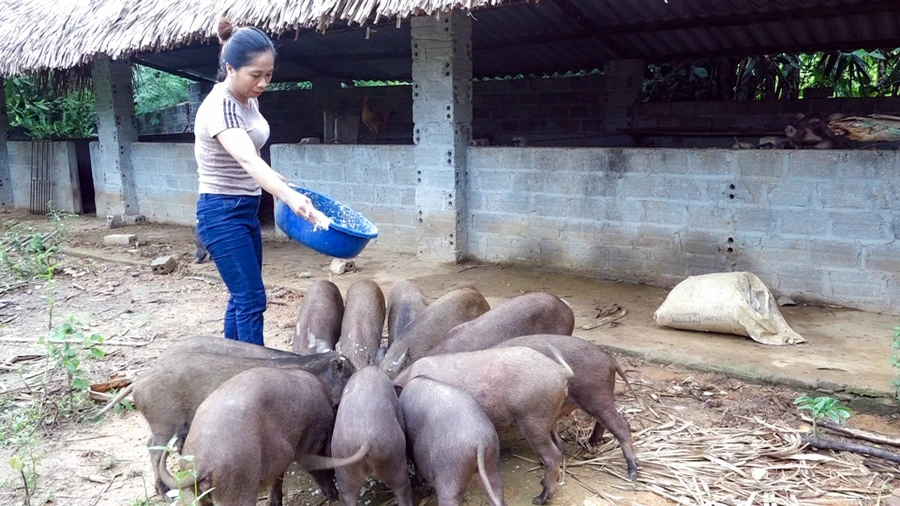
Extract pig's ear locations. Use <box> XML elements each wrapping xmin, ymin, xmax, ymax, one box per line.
<box><xmin>795</xmin><ymin>112</ymin><xmax>806</xmax><ymax>120</ymax></box>
<box><xmin>375</xmin><ymin>346</ymin><xmax>387</xmax><ymax>365</ymax></box>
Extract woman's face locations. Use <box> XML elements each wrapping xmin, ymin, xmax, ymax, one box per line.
<box><xmin>227</xmin><ymin>51</ymin><xmax>275</xmax><ymax>101</ymax></box>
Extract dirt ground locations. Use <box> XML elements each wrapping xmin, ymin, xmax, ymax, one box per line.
<box><xmin>0</xmin><ymin>211</ymin><xmax>898</xmax><ymax>506</ymax></box>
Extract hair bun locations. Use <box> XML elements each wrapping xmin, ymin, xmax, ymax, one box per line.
<box><xmin>217</xmin><ymin>19</ymin><xmax>234</xmax><ymax>43</ymax></box>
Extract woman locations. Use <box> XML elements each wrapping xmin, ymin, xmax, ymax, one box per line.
<box><xmin>194</xmin><ymin>20</ymin><xmax>327</xmax><ymax>346</ymax></box>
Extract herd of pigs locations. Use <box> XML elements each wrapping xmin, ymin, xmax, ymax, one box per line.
<box><xmin>102</xmin><ymin>279</ymin><xmax>641</xmax><ymax>506</ymax></box>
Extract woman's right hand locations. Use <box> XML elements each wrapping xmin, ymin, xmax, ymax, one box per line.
<box><xmin>284</xmin><ymin>191</ymin><xmax>332</xmax><ymax>228</ymax></box>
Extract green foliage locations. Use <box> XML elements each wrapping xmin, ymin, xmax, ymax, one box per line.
<box><xmin>268</xmin><ymin>81</ymin><xmax>312</xmax><ymax>91</ymax></box>
<box><xmin>348</xmin><ymin>79</ymin><xmax>410</xmax><ymax>87</ymax></box>
<box><xmin>4</xmin><ymin>76</ymin><xmax>97</xmax><ymax>139</ymax></box>
<box><xmin>0</xmin><ymin>207</ymin><xmax>72</xmax><ymax>286</ymax></box>
<box><xmin>132</xmin><ymin>66</ymin><xmax>192</xmax><ymax>116</ymax></box>
<box><xmin>8</xmin><ymin>451</ymin><xmax>39</xmax><ymax>506</ymax></box>
<box><xmin>151</xmin><ymin>437</ymin><xmax>215</xmax><ymax>505</ymax></box>
<box><xmin>891</xmin><ymin>325</ymin><xmax>900</xmax><ymax>399</ymax></box>
<box><xmin>39</xmin><ymin>317</ymin><xmax>105</xmax><ymax>410</ymax></box>
<box><xmin>794</xmin><ymin>395</ymin><xmax>853</xmax><ymax>436</ymax></box>
<box><xmin>643</xmin><ymin>48</ymin><xmax>900</xmax><ymax>102</ymax></box>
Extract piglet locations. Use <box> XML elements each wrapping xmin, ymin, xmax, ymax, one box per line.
<box><xmin>339</xmin><ymin>280</ymin><xmax>386</xmax><ymax>370</ymax></box>
<box><xmin>331</xmin><ymin>366</ymin><xmax>413</xmax><ymax>506</ymax></box>
<box><xmin>427</xmin><ymin>292</ymin><xmax>574</xmax><ymax>356</ymax></box>
<box><xmin>157</xmin><ymin>367</ymin><xmax>365</xmax><ymax>506</ymax></box>
<box><xmin>393</xmin><ymin>346</ymin><xmax>572</xmax><ymax>505</ymax></box>
<box><xmin>380</xmin><ymin>286</ymin><xmax>490</xmax><ymax>378</ymax></box>
<box><xmin>294</xmin><ymin>280</ymin><xmax>344</xmax><ymax>354</ymax></box>
<box><xmin>400</xmin><ymin>376</ymin><xmax>506</xmax><ymax>506</ymax></box>
<box><xmin>495</xmin><ymin>334</ymin><xmax>640</xmax><ymax>480</ymax></box>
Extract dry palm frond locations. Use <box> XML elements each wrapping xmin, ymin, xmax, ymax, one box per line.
<box><xmin>0</xmin><ymin>0</ymin><xmax>510</xmax><ymax>84</ymax></box>
<box><xmin>555</xmin><ymin>384</ymin><xmax>895</xmax><ymax>506</ymax></box>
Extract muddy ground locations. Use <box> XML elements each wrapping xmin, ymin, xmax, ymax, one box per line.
<box><xmin>0</xmin><ymin>211</ymin><xmax>898</xmax><ymax>506</ymax></box>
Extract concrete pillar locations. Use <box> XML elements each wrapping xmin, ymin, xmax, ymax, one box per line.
<box><xmin>92</xmin><ymin>54</ymin><xmax>139</xmax><ymax>218</ymax></box>
<box><xmin>0</xmin><ymin>77</ymin><xmax>11</xmax><ymax>210</ymax></box>
<box><xmin>411</xmin><ymin>12</ymin><xmax>472</xmax><ymax>263</ymax></box>
<box><xmin>602</xmin><ymin>59</ymin><xmax>645</xmax><ymax>134</ymax></box>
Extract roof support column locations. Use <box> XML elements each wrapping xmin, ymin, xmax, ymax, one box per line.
<box><xmin>91</xmin><ymin>54</ymin><xmax>139</xmax><ymax>219</ymax></box>
<box><xmin>411</xmin><ymin>11</ymin><xmax>472</xmax><ymax>263</ymax></box>
<box><xmin>0</xmin><ymin>77</ymin><xmax>11</xmax><ymax>210</ymax></box>
<box><xmin>313</xmin><ymin>78</ymin><xmax>342</xmax><ymax>142</ymax></box>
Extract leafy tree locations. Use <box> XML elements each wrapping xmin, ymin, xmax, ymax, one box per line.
<box><xmin>132</xmin><ymin>66</ymin><xmax>192</xmax><ymax>116</ymax></box>
<box><xmin>4</xmin><ymin>76</ymin><xmax>98</xmax><ymax>139</ymax></box>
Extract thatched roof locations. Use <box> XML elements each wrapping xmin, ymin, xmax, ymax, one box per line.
<box><xmin>0</xmin><ymin>0</ymin><xmax>503</xmax><ymax>79</ymax></box>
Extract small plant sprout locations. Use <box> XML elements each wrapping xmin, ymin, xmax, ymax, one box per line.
<box><xmin>793</xmin><ymin>395</ymin><xmax>853</xmax><ymax>436</ymax></box>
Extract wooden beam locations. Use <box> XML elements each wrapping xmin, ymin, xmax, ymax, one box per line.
<box><xmin>600</xmin><ymin>0</ymin><xmax>900</xmax><ymax>36</ymax></box>
<box><xmin>648</xmin><ymin>37</ymin><xmax>900</xmax><ymax>62</ymax></box>
<box><xmin>131</xmin><ymin>58</ymin><xmax>216</xmax><ymax>83</ymax></box>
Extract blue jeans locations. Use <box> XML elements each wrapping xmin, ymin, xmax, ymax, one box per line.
<box><xmin>196</xmin><ymin>193</ymin><xmax>266</xmax><ymax>346</ymax></box>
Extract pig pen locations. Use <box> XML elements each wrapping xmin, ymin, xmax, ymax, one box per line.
<box><xmin>0</xmin><ymin>211</ymin><xmax>896</xmax><ymax>506</ymax></box>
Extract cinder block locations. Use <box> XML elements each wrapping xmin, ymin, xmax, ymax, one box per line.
<box><xmin>104</xmin><ymin>234</ymin><xmax>137</xmax><ymax>246</ymax></box>
<box><xmin>831</xmin><ymin>212</ymin><xmax>890</xmax><ymax>241</ymax></box>
<box><xmin>765</xmin><ymin>182</ymin><xmax>814</xmax><ymax>208</ymax></box>
<box><xmin>687</xmin><ymin>150</ymin><xmax>736</xmax><ymax>177</ymax></box>
<box><xmin>864</xmin><ymin>243</ymin><xmax>900</xmax><ymax>272</ymax></box>
<box><xmin>606</xmin><ymin>199</ymin><xmax>644</xmax><ymax>224</ymax></box>
<box><xmin>787</xmin><ymin>151</ymin><xmax>839</xmax><ymax>180</ymax></box>
<box><xmin>148</xmin><ymin>255</ymin><xmax>177</xmax><ymax>274</ymax></box>
<box><xmin>807</xmin><ymin>239</ymin><xmax>861</xmax><ymax>269</ymax></box>
<box><xmin>780</xmin><ymin>210</ymin><xmax>830</xmax><ymax>236</ymax></box>
<box><xmin>733</xmin><ymin>208</ymin><xmax>777</xmax><ymax>233</ymax></box>
<box><xmin>736</xmin><ymin>151</ymin><xmax>786</xmax><ymax>179</ymax></box>
<box><xmin>818</xmin><ymin>182</ymin><xmax>875</xmax><ymax>210</ymax></box>
<box><xmin>642</xmin><ymin>201</ymin><xmax>687</xmax><ymax>226</ymax></box>
<box><xmin>686</xmin><ymin>204</ymin><xmax>733</xmax><ymax>231</ymax></box>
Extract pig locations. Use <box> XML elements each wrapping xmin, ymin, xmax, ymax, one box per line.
<box><xmin>331</xmin><ymin>366</ymin><xmax>413</xmax><ymax>506</ymax></box>
<box><xmin>163</xmin><ymin>335</ymin><xmax>300</xmax><ymax>359</ymax></box>
<box><xmin>338</xmin><ymin>280</ymin><xmax>386</xmax><ymax>370</ymax></box>
<box><xmin>784</xmin><ymin>112</ymin><xmax>847</xmax><ymax>149</ymax></box>
<box><xmin>157</xmin><ymin>367</ymin><xmax>367</xmax><ymax>506</ymax></box>
<box><xmin>191</xmin><ymin>223</ymin><xmax>211</xmax><ymax>263</ymax></box>
<box><xmin>426</xmin><ymin>292</ymin><xmax>574</xmax><ymax>357</ymax></box>
<box><xmin>90</xmin><ymin>335</ymin><xmax>303</xmax><ymax>420</ymax></box>
<box><xmin>494</xmin><ymin>334</ymin><xmax>640</xmax><ymax>480</ymax></box>
<box><xmin>380</xmin><ymin>286</ymin><xmax>490</xmax><ymax>378</ymax></box>
<box><xmin>385</xmin><ymin>280</ymin><xmax>428</xmax><ymax>347</ymax></box>
<box><xmin>132</xmin><ymin>351</ymin><xmax>355</xmax><ymax>496</ymax></box>
<box><xmin>393</xmin><ymin>346</ymin><xmax>573</xmax><ymax>505</ymax></box>
<box><xmin>399</xmin><ymin>377</ymin><xmax>506</xmax><ymax>506</ymax></box>
<box><xmin>294</xmin><ymin>280</ymin><xmax>345</xmax><ymax>355</ymax></box>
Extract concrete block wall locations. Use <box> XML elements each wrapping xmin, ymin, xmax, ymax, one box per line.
<box><xmin>129</xmin><ymin>143</ymin><xmax>199</xmax><ymax>224</ymax></box>
<box><xmin>137</xmin><ymin>103</ymin><xmax>194</xmax><ymax>136</ymax></box>
<box><xmin>270</xmin><ymin>144</ymin><xmax>418</xmax><ymax>253</ymax></box>
<box><xmin>6</xmin><ymin>141</ymin><xmax>81</xmax><ymax>213</ymax></box>
<box><xmin>467</xmin><ymin>147</ymin><xmax>900</xmax><ymax>314</ymax></box>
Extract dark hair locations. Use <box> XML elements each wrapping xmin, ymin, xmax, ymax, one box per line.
<box><xmin>216</xmin><ymin>19</ymin><xmax>277</xmax><ymax>81</ymax></box>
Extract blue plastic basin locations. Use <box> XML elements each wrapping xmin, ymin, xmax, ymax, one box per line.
<box><xmin>274</xmin><ymin>185</ymin><xmax>379</xmax><ymax>259</ymax></box>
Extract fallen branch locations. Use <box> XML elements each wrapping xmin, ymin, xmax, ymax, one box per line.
<box><xmin>802</xmin><ymin>434</ymin><xmax>900</xmax><ymax>464</ymax></box>
<box><xmin>0</xmin><ymin>337</ymin><xmax>153</xmax><ymax>347</ymax></box>
<box><xmin>90</xmin><ymin>473</ymin><xmax>120</xmax><ymax>506</ymax></box>
<box><xmin>802</xmin><ymin>415</ymin><xmax>900</xmax><ymax>449</ymax></box>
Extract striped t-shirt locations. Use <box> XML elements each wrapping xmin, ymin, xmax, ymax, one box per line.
<box><xmin>194</xmin><ymin>82</ymin><xmax>270</xmax><ymax>196</ymax></box>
